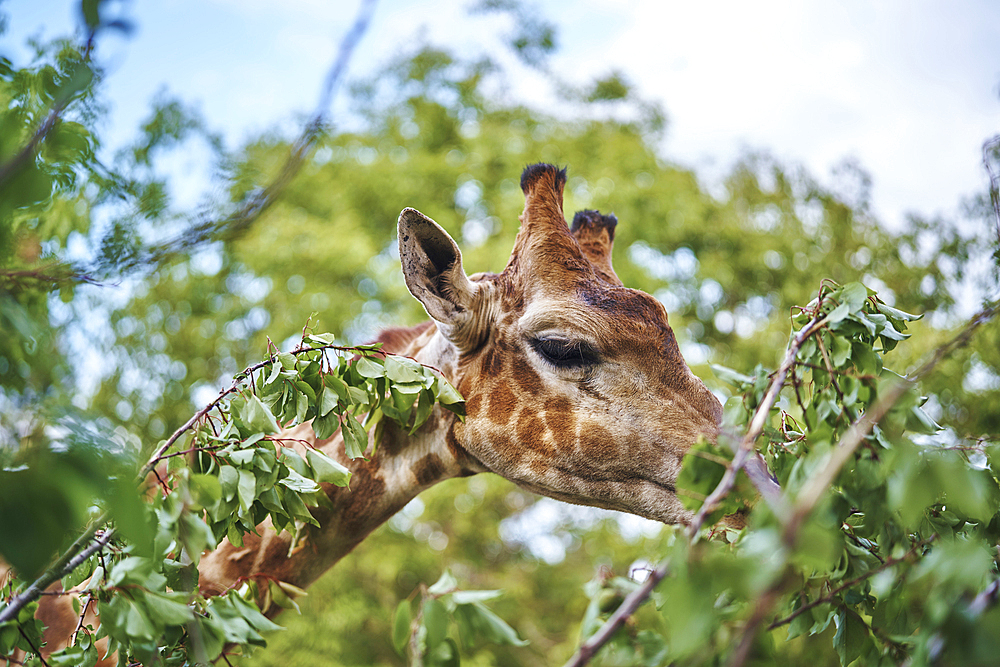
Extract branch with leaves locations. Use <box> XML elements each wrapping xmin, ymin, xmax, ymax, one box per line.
<box><xmin>567</xmin><ymin>280</ymin><xmax>1000</xmax><ymax>667</ymax></box>
<box><xmin>0</xmin><ymin>328</ymin><xmax>465</xmax><ymax>665</ymax></box>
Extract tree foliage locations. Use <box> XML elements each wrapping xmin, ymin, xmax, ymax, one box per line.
<box><xmin>1</xmin><ymin>2</ymin><xmax>999</xmax><ymax>666</ymax></box>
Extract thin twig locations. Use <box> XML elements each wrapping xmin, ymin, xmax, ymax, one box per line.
<box><xmin>686</xmin><ymin>314</ymin><xmax>825</xmax><ymax>538</ymax></box>
<box><xmin>788</xmin><ymin>301</ymin><xmax>996</xmax><ymax>536</ymax></box>
<box><xmin>983</xmin><ymin>135</ymin><xmax>1000</xmax><ymax>246</ymax></box>
<box><xmin>71</xmin><ymin>594</ymin><xmax>94</xmax><ymax>646</ymax></box>
<box><xmin>126</xmin><ymin>0</ymin><xmax>378</xmax><ymax>270</ymax></box>
<box><xmin>562</xmin><ymin>560</ymin><xmax>671</xmax><ymax>667</ymax></box>
<box><xmin>16</xmin><ymin>627</ymin><xmax>50</xmax><ymax>667</ymax></box>
<box><xmin>560</xmin><ymin>312</ymin><xmax>828</xmax><ymax>666</ymax></box>
<box><xmin>814</xmin><ymin>332</ymin><xmax>844</xmax><ymax>402</ymax></box>
<box><xmin>0</xmin><ymin>335</ymin><xmax>384</xmax><ymax>625</ymax></box>
<box><xmin>0</xmin><ymin>529</ymin><xmax>115</xmax><ymax>625</ymax></box>
<box><xmin>140</xmin><ymin>341</ymin><xmax>382</xmax><ymax>477</ymax></box>
<box><xmin>766</xmin><ymin>536</ymin><xmax>935</xmax><ymax>631</ymax></box>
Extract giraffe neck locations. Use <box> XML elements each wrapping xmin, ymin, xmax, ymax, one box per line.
<box><xmin>197</xmin><ymin>321</ymin><xmax>476</xmax><ymax>597</ymax></box>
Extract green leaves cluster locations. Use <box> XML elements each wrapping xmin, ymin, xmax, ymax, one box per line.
<box><xmin>392</xmin><ymin>570</ymin><xmax>527</xmax><ymax>666</ymax></box>
<box><xmin>648</xmin><ymin>282</ymin><xmax>1000</xmax><ymax>666</ymax></box>
<box><xmin>0</xmin><ymin>332</ymin><xmax>466</xmax><ymax>665</ymax></box>
<box><xmin>247</xmin><ymin>333</ymin><xmax>463</xmax><ymax>456</ymax></box>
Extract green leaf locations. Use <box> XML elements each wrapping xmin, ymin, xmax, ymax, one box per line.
<box><xmin>410</xmin><ymin>388</ymin><xmax>435</xmax><ymax>434</ymax></box>
<box><xmin>282</xmin><ymin>448</ymin><xmax>310</xmax><ymax>476</ymax></box>
<box><xmin>278</xmin><ymin>468</ymin><xmax>322</xmax><ymax>494</ymax></box>
<box><xmin>850</xmin><ymin>341</ymin><xmax>882</xmax><ymax>375</ymax></box>
<box><xmin>833</xmin><ymin>609</ymin><xmax>870</xmax><ymax>666</ymax></box>
<box><xmin>428</xmin><ymin>570</ymin><xmax>459</xmax><ymax>595</ymax></box>
<box><xmin>874</xmin><ymin>301</ymin><xmax>922</xmax><ymax>322</ymax></box>
<box><xmin>294</xmin><ymin>388</ymin><xmax>309</xmax><ymax>423</ymax></box>
<box><xmin>124</xmin><ymin>599</ymin><xmax>156</xmax><ymax>640</ymax></box>
<box><xmin>189</xmin><ymin>473</ymin><xmax>222</xmax><ymax>509</ymax></box>
<box><xmin>179</xmin><ymin>512</ymin><xmax>217</xmax><ymax>563</ymax></box>
<box><xmin>312</xmin><ymin>410</ymin><xmax>339</xmax><ymax>440</ymax></box>
<box><xmin>385</xmin><ymin>355</ymin><xmax>424</xmax><ymax>383</ymax></box>
<box><xmin>825</xmin><ymin>302</ymin><xmax>851</xmax><ymax>325</ymax></box>
<box><xmin>464</xmin><ymin>602</ymin><xmax>528</xmax><ymax>647</ymax></box>
<box><xmin>239</xmin><ymin>392</ymin><xmax>280</xmax><ymax>435</ymax></box>
<box><xmin>393</xmin><ymin>600</ymin><xmax>412</xmax><ymax>656</ymax></box>
<box><xmin>265</xmin><ymin>361</ymin><xmax>283</xmax><ymax>386</ymax></box>
<box><xmin>295</xmin><ymin>379</ymin><xmax>317</xmax><ymax>403</ymax></box>
<box><xmin>354</xmin><ymin>356</ymin><xmax>385</xmax><ymax>378</ymax></box>
<box><xmin>428</xmin><ymin>637</ymin><xmax>460</xmax><ymax>666</ymax></box>
<box><xmin>237</xmin><ymin>469</ymin><xmax>256</xmax><ymax>511</ymax></box>
<box><xmin>306</xmin><ymin>448</ymin><xmax>351</xmax><ymax>486</ymax></box>
<box><xmin>230</xmin><ymin>449</ymin><xmax>255</xmax><ymax>465</ymax></box>
<box><xmin>342</xmin><ymin>413</ymin><xmax>369</xmax><ymax>459</ymax></box>
<box><xmin>878</xmin><ymin>319</ymin><xmax>909</xmax><ymax>341</ymax></box>
<box><xmin>451</xmin><ymin>589</ymin><xmax>503</xmax><ymax>604</ymax></box>
<box><xmin>318</xmin><ymin>386</ymin><xmax>340</xmax><ymax>417</ymax></box>
<box><xmin>323</xmin><ymin>373</ymin><xmax>349</xmax><ymax>403</ymax></box>
<box><xmin>282</xmin><ymin>488</ymin><xmax>319</xmax><ymax>526</ymax></box>
<box><xmin>141</xmin><ymin>591</ymin><xmax>195</xmax><ymax>626</ymax></box>
<box><xmin>840</xmin><ymin>282</ymin><xmax>869</xmax><ymax>312</ymax></box>
<box><xmin>219</xmin><ymin>465</ymin><xmax>239</xmax><ymax>501</ymax></box>
<box><xmin>711</xmin><ymin>364</ymin><xmax>753</xmax><ymax>387</ymax></box>
<box><xmin>423</xmin><ymin>598</ymin><xmax>449</xmax><ymax>651</ymax></box>
<box><xmin>435</xmin><ymin>375</ymin><xmax>465</xmax><ymax>417</ymax></box>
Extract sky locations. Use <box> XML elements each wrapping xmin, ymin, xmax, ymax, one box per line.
<box><xmin>5</xmin><ymin>0</ymin><xmax>1000</xmax><ymax>231</ymax></box>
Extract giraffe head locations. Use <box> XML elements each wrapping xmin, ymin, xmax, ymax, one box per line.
<box><xmin>398</xmin><ymin>164</ymin><xmax>722</xmax><ymax>524</ymax></box>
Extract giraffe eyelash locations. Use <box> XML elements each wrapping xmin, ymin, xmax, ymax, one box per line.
<box><xmin>531</xmin><ymin>337</ymin><xmax>599</xmax><ymax>369</ymax></box>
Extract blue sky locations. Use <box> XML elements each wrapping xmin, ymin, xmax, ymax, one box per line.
<box><xmin>6</xmin><ymin>0</ymin><xmax>1000</xmax><ymax>230</ymax></box>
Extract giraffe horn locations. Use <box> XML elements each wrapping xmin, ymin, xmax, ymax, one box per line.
<box><xmin>507</xmin><ymin>163</ymin><xmax>590</xmax><ymax>280</ymax></box>
<box><xmin>570</xmin><ymin>209</ymin><xmax>622</xmax><ymax>286</ymax></box>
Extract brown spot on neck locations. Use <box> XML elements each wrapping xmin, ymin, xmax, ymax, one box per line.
<box><xmin>414</xmin><ymin>453</ymin><xmax>446</xmax><ymax>486</ymax></box>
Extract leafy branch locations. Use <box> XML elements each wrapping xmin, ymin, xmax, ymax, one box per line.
<box><xmin>567</xmin><ymin>282</ymin><xmax>1000</xmax><ymax>667</ymax></box>
<box><xmin>0</xmin><ymin>329</ymin><xmax>465</xmax><ymax>664</ymax></box>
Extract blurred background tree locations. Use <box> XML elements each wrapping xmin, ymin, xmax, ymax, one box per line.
<box><xmin>1</xmin><ymin>0</ymin><xmax>997</xmax><ymax>665</ymax></box>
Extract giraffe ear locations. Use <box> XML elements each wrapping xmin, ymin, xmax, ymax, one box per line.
<box><xmin>398</xmin><ymin>208</ymin><xmax>481</xmax><ymax>344</ymax></box>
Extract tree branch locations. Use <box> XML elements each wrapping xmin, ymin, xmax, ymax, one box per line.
<box><xmin>728</xmin><ymin>300</ymin><xmax>998</xmax><ymax>667</ymax></box>
<box><xmin>0</xmin><ymin>529</ymin><xmax>114</xmax><ymax>626</ymax></box>
<box><xmin>685</xmin><ymin>314</ymin><xmax>825</xmax><ymax>539</ymax></box>
<box><xmin>561</xmin><ymin>311</ymin><xmax>829</xmax><ymax>666</ymax></box>
<box><xmin>126</xmin><ymin>0</ymin><xmax>378</xmax><ymax>271</ymax></box>
<box><xmin>561</xmin><ymin>560</ymin><xmax>672</xmax><ymax>667</ymax></box>
<box><xmin>766</xmin><ymin>535</ymin><xmax>935</xmax><ymax>631</ymax></box>
<box><xmin>982</xmin><ymin>135</ymin><xmax>1000</xmax><ymax>246</ymax></box>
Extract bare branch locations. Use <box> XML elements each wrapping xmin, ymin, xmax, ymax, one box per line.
<box><xmin>0</xmin><ymin>267</ymin><xmax>103</xmax><ymax>290</ymax></box>
<box><xmin>128</xmin><ymin>0</ymin><xmax>378</xmax><ymax>271</ymax></box>
<box><xmin>983</xmin><ymin>135</ymin><xmax>1000</xmax><ymax>246</ymax></box>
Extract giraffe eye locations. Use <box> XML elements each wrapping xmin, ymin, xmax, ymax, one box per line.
<box><xmin>531</xmin><ymin>337</ymin><xmax>599</xmax><ymax>368</ymax></box>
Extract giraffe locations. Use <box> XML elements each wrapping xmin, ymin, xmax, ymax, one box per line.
<box><xmin>29</xmin><ymin>163</ymin><xmax>728</xmax><ymax>661</ymax></box>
